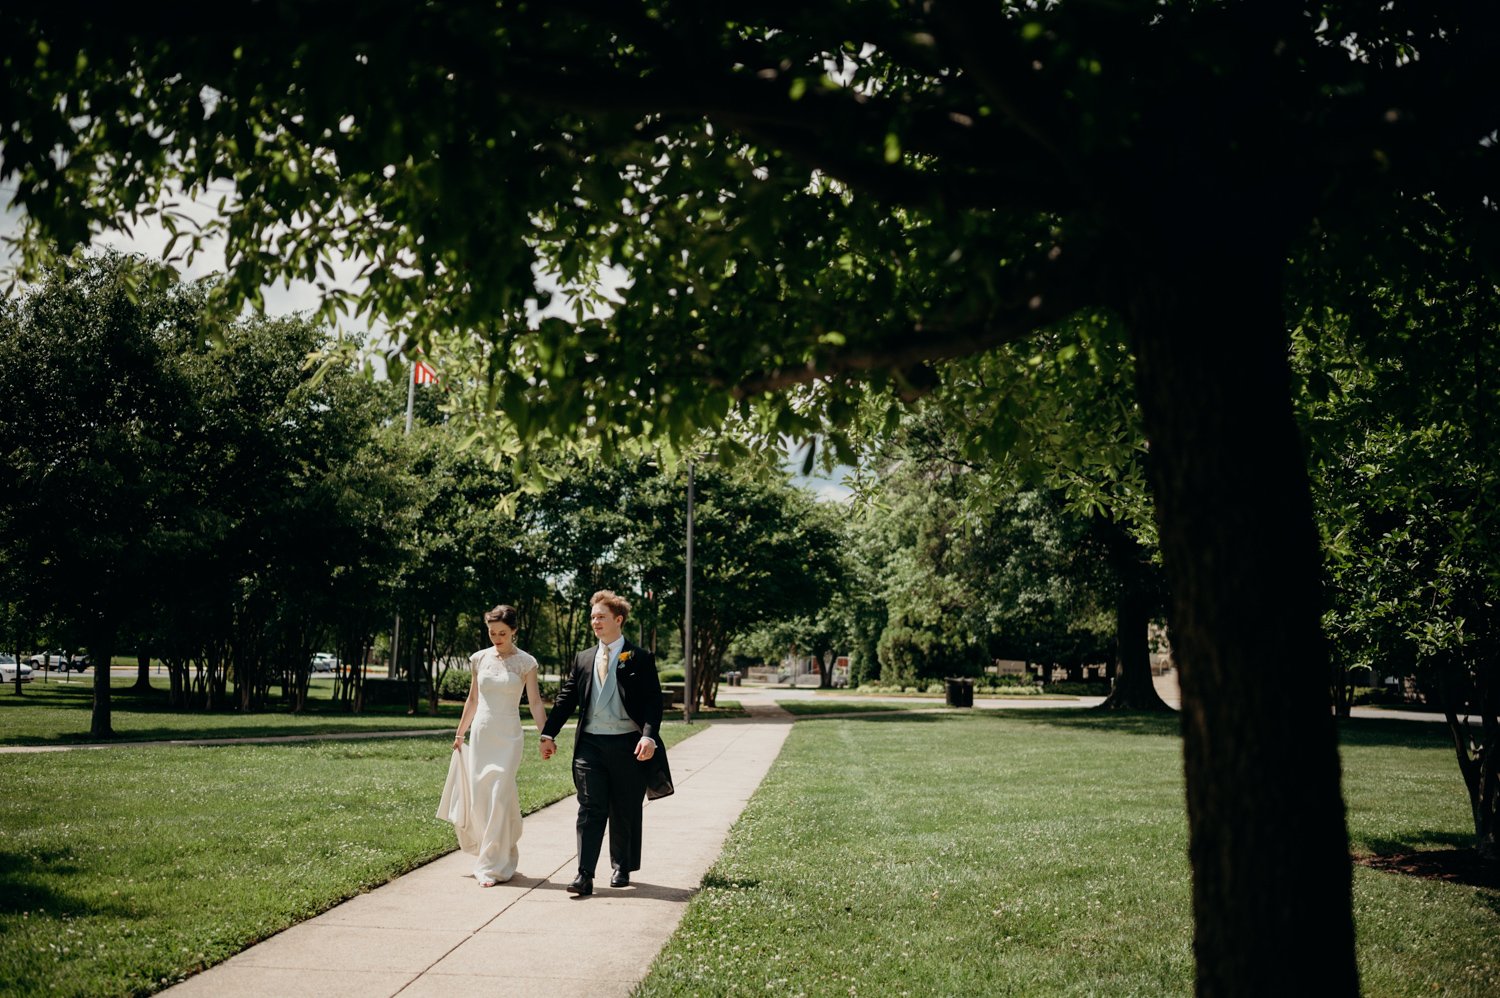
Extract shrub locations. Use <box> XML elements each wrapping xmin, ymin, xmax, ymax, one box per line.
<box><xmin>659</xmin><ymin>668</ymin><xmax>685</xmax><ymax>684</ymax></box>
<box><xmin>438</xmin><ymin>668</ymin><xmax>472</xmax><ymax>701</ymax></box>
<box><xmin>1047</xmin><ymin>681</ymin><xmax>1111</xmax><ymax>696</ymax></box>
<box><xmin>1351</xmin><ymin>685</ymin><xmax>1402</xmax><ymax>706</ymax></box>
<box><xmin>977</xmin><ymin>674</ymin><xmax>1034</xmax><ymax>690</ymax></box>
<box><xmin>438</xmin><ymin>670</ymin><xmax>556</xmax><ymax>705</ymax></box>
<box><xmin>876</xmin><ymin>623</ymin><xmax>984</xmax><ymax>688</ymax></box>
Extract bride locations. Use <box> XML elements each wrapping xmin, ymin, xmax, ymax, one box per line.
<box><xmin>437</xmin><ymin>604</ymin><xmax>549</xmax><ymax>886</ymax></box>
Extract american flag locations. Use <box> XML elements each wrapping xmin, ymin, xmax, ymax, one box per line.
<box><xmin>413</xmin><ymin>360</ymin><xmax>437</xmax><ymax>385</ymax></box>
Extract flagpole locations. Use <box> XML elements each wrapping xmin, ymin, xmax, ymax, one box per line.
<box><xmin>404</xmin><ymin>357</ymin><xmax>417</xmax><ymax>434</ymax></box>
<box><xmin>392</xmin><ymin>361</ymin><xmax>416</xmax><ymax>696</ymax></box>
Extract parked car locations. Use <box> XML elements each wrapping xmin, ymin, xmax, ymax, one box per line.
<box><xmin>0</xmin><ymin>655</ymin><xmax>33</xmax><ymax>683</ymax></box>
<box><xmin>310</xmin><ymin>652</ymin><xmax>340</xmax><ymax>673</ymax></box>
<box><xmin>28</xmin><ymin>650</ymin><xmax>89</xmax><ymax>672</ymax></box>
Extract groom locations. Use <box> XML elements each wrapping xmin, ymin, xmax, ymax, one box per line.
<box><xmin>540</xmin><ymin>589</ymin><xmax>670</xmax><ymax>896</ymax></box>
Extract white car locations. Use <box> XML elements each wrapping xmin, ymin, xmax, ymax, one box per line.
<box><xmin>0</xmin><ymin>655</ymin><xmax>33</xmax><ymax>683</ymax></box>
<box><xmin>28</xmin><ymin>650</ymin><xmax>89</xmax><ymax>672</ymax></box>
<box><xmin>310</xmin><ymin>652</ymin><xmax>340</xmax><ymax>673</ymax></box>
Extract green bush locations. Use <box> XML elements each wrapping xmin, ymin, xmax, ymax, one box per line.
<box><xmin>659</xmin><ymin>668</ymin><xmax>685</xmax><ymax>684</ymax></box>
<box><xmin>438</xmin><ymin>668</ymin><xmax>472</xmax><ymax>701</ymax></box>
<box><xmin>438</xmin><ymin>670</ymin><xmax>557</xmax><ymax>705</ymax></box>
<box><xmin>876</xmin><ymin>622</ymin><xmax>984</xmax><ymax>688</ymax></box>
<box><xmin>1351</xmin><ymin>685</ymin><xmax>1402</xmax><ymax>706</ymax></box>
<box><xmin>1047</xmin><ymin>681</ymin><xmax>1111</xmax><ymax>696</ymax></box>
<box><xmin>977</xmin><ymin>674</ymin><xmax>1035</xmax><ymax>690</ymax></box>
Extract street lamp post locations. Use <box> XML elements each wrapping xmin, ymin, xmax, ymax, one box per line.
<box><xmin>683</xmin><ymin>461</ymin><xmax>695</xmax><ymax>723</ymax></box>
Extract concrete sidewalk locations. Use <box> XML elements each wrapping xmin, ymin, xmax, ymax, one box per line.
<box><xmin>163</xmin><ymin>714</ymin><xmax>792</xmax><ymax>998</ymax></box>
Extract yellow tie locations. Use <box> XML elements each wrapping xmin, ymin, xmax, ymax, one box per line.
<box><xmin>595</xmin><ymin>644</ymin><xmax>609</xmax><ymax>685</ymax></box>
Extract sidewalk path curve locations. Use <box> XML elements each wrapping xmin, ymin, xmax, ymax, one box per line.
<box><xmin>161</xmin><ymin>715</ymin><xmax>792</xmax><ymax>998</ymax></box>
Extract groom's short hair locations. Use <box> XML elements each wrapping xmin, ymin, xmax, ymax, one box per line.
<box><xmin>591</xmin><ymin>590</ymin><xmax>631</xmax><ymax>621</ymax></box>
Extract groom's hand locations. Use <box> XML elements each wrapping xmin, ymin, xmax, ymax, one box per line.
<box><xmin>540</xmin><ymin>738</ymin><xmax>556</xmax><ymax>760</ymax></box>
<box><xmin>634</xmin><ymin>737</ymin><xmax>655</xmax><ymax>761</ymax></box>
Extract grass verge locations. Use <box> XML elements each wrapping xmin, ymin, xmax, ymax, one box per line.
<box><xmin>679</xmin><ymin>700</ymin><xmax>749</xmax><ymax>719</ymax></box>
<box><xmin>638</xmin><ymin>711</ymin><xmax>1496</xmax><ymax>998</ymax></box>
<box><xmin>0</xmin><ymin>721</ymin><xmax>705</xmax><ymax>997</ymax></box>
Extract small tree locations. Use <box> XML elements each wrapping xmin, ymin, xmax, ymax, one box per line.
<box><xmin>1295</xmin><ymin>204</ymin><xmax>1499</xmax><ymax>864</ymax></box>
<box><xmin>629</xmin><ymin>464</ymin><xmax>842</xmax><ymax>710</ymax></box>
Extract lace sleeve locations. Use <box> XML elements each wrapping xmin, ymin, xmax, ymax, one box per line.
<box><xmin>521</xmin><ymin>652</ymin><xmax>539</xmax><ymax>678</ymax></box>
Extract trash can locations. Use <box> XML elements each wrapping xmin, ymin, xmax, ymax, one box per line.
<box><xmin>944</xmin><ymin>677</ymin><xmax>974</xmax><ymax>708</ymax></box>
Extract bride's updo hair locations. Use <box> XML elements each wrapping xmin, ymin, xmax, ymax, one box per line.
<box><xmin>483</xmin><ymin>604</ymin><xmax>519</xmax><ymax>630</ymax></box>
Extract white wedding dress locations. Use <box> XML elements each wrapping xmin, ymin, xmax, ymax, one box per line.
<box><xmin>437</xmin><ymin>647</ymin><xmax>537</xmax><ymax>883</ymax></box>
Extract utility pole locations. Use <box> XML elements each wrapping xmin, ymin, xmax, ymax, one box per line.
<box><xmin>683</xmin><ymin>460</ymin><xmax>695</xmax><ymax>723</ymax></box>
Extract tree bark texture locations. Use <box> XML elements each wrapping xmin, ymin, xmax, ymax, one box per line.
<box><xmin>1440</xmin><ymin>666</ymin><xmax>1500</xmax><ymax>867</ymax></box>
<box><xmin>89</xmin><ymin>637</ymin><xmax>113</xmax><ymax>740</ymax></box>
<box><xmin>130</xmin><ymin>652</ymin><xmax>153</xmax><ymax>693</ymax></box>
<box><xmin>689</xmin><ymin>625</ymin><xmax>726</xmax><ymax>710</ymax></box>
<box><xmin>1127</xmin><ymin>231</ymin><xmax>1358</xmax><ymax>996</ymax></box>
<box><xmin>1097</xmin><ymin>520</ymin><xmax>1170</xmax><ymax>712</ymax></box>
<box><xmin>1099</xmin><ymin>590</ymin><xmax>1169</xmax><ymax>711</ymax></box>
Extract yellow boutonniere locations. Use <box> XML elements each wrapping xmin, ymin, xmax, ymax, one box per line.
<box><xmin>619</xmin><ymin>651</ymin><xmax>633</xmax><ymax>664</ymax></box>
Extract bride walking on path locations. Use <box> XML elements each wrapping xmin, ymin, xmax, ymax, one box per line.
<box><xmin>438</xmin><ymin>604</ymin><xmax>548</xmax><ymax>886</ymax></box>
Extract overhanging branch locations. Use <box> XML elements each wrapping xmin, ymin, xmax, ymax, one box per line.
<box><xmin>728</xmin><ymin>291</ymin><xmax>1081</xmax><ymax>398</ymax></box>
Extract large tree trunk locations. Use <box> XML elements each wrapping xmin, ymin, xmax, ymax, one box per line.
<box><xmin>1127</xmin><ymin>224</ymin><xmax>1357</xmax><ymax>996</ymax></box>
<box><xmin>1099</xmin><ymin>589</ymin><xmax>1170</xmax><ymax>711</ymax></box>
<box><xmin>129</xmin><ymin>652</ymin><xmax>153</xmax><ymax>693</ymax></box>
<box><xmin>1095</xmin><ymin>519</ymin><xmax>1170</xmax><ymax>711</ymax></box>
<box><xmin>89</xmin><ymin>636</ymin><xmax>114</xmax><ymax>740</ymax></box>
<box><xmin>1331</xmin><ymin>665</ymin><xmax>1355</xmax><ymax>719</ymax></box>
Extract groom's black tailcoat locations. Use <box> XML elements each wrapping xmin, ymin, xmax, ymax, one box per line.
<box><xmin>542</xmin><ymin>639</ymin><xmax>672</xmax><ymax>876</ymax></box>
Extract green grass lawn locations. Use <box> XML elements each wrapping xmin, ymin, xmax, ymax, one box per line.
<box><xmin>775</xmin><ymin>699</ymin><xmax>950</xmax><ymax>716</ymax></box>
<box><xmin>680</xmin><ymin>699</ymin><xmax>750</xmax><ymax>719</ymax></box>
<box><xmin>0</xmin><ymin>721</ymin><xmax>706</xmax><ymax>998</ymax></box>
<box><xmin>5</xmin><ymin>703</ymin><xmax>1491</xmax><ymax>998</ymax></box>
<box><xmin>822</xmin><ymin>685</ymin><xmax>1089</xmax><ymax>700</ymax></box>
<box><xmin>638</xmin><ymin>711</ymin><xmax>1498</xmax><ymax>998</ymax></box>
<box><xmin>1</xmin><ymin>676</ymin><xmax>484</xmax><ymax>746</ymax></box>
<box><xmin>2</xmin><ymin>676</ymin><xmax>745</xmax><ymax>746</ymax></box>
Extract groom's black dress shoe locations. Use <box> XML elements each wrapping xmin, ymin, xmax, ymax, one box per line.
<box><xmin>610</xmin><ymin>868</ymin><xmax>630</xmax><ymax>888</ymax></box>
<box><xmin>567</xmin><ymin>874</ymin><xmax>593</xmax><ymax>896</ymax></box>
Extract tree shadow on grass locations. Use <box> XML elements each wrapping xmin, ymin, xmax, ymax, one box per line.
<box><xmin>985</xmin><ymin>709</ymin><xmax>1184</xmax><ymax>739</ymax></box>
<box><xmin>796</xmin><ymin>708</ymin><xmax>1187</xmax><ymax>739</ymax></box>
<box><xmin>792</xmin><ymin>710</ymin><xmax>953</xmax><ymax>724</ymax></box>
<box><xmin>1334</xmin><ymin>716</ymin><xmax>1455</xmax><ymax>750</ymax></box>
<box><xmin>3</xmin><ymin>724</ymin><xmax>437</xmax><ymax>747</ymax></box>
<box><xmin>1361</xmin><ymin>830</ymin><xmax>1475</xmax><ymax>855</ymax></box>
<box><xmin>797</xmin><ymin>708</ymin><xmax>1464</xmax><ymax>756</ymax></box>
<box><xmin>701</xmin><ymin>872</ymin><xmax>762</xmax><ymax>891</ymax></box>
<box><xmin>0</xmin><ymin>848</ymin><xmax>134</xmax><ymax>918</ymax></box>
<box><xmin>1354</xmin><ymin>843</ymin><xmax>1500</xmax><ymax>893</ymax></box>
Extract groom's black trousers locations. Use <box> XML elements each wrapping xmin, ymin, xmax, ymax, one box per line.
<box><xmin>573</xmin><ymin>731</ymin><xmax>647</xmax><ymax>876</ymax></box>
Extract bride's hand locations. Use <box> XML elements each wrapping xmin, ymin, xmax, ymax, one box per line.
<box><xmin>452</xmin><ymin>733</ymin><xmax>464</xmax><ymax>751</ymax></box>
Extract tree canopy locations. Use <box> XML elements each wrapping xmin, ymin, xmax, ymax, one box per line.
<box><xmin>6</xmin><ymin>6</ymin><xmax>1499</xmax><ymax>995</ymax></box>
